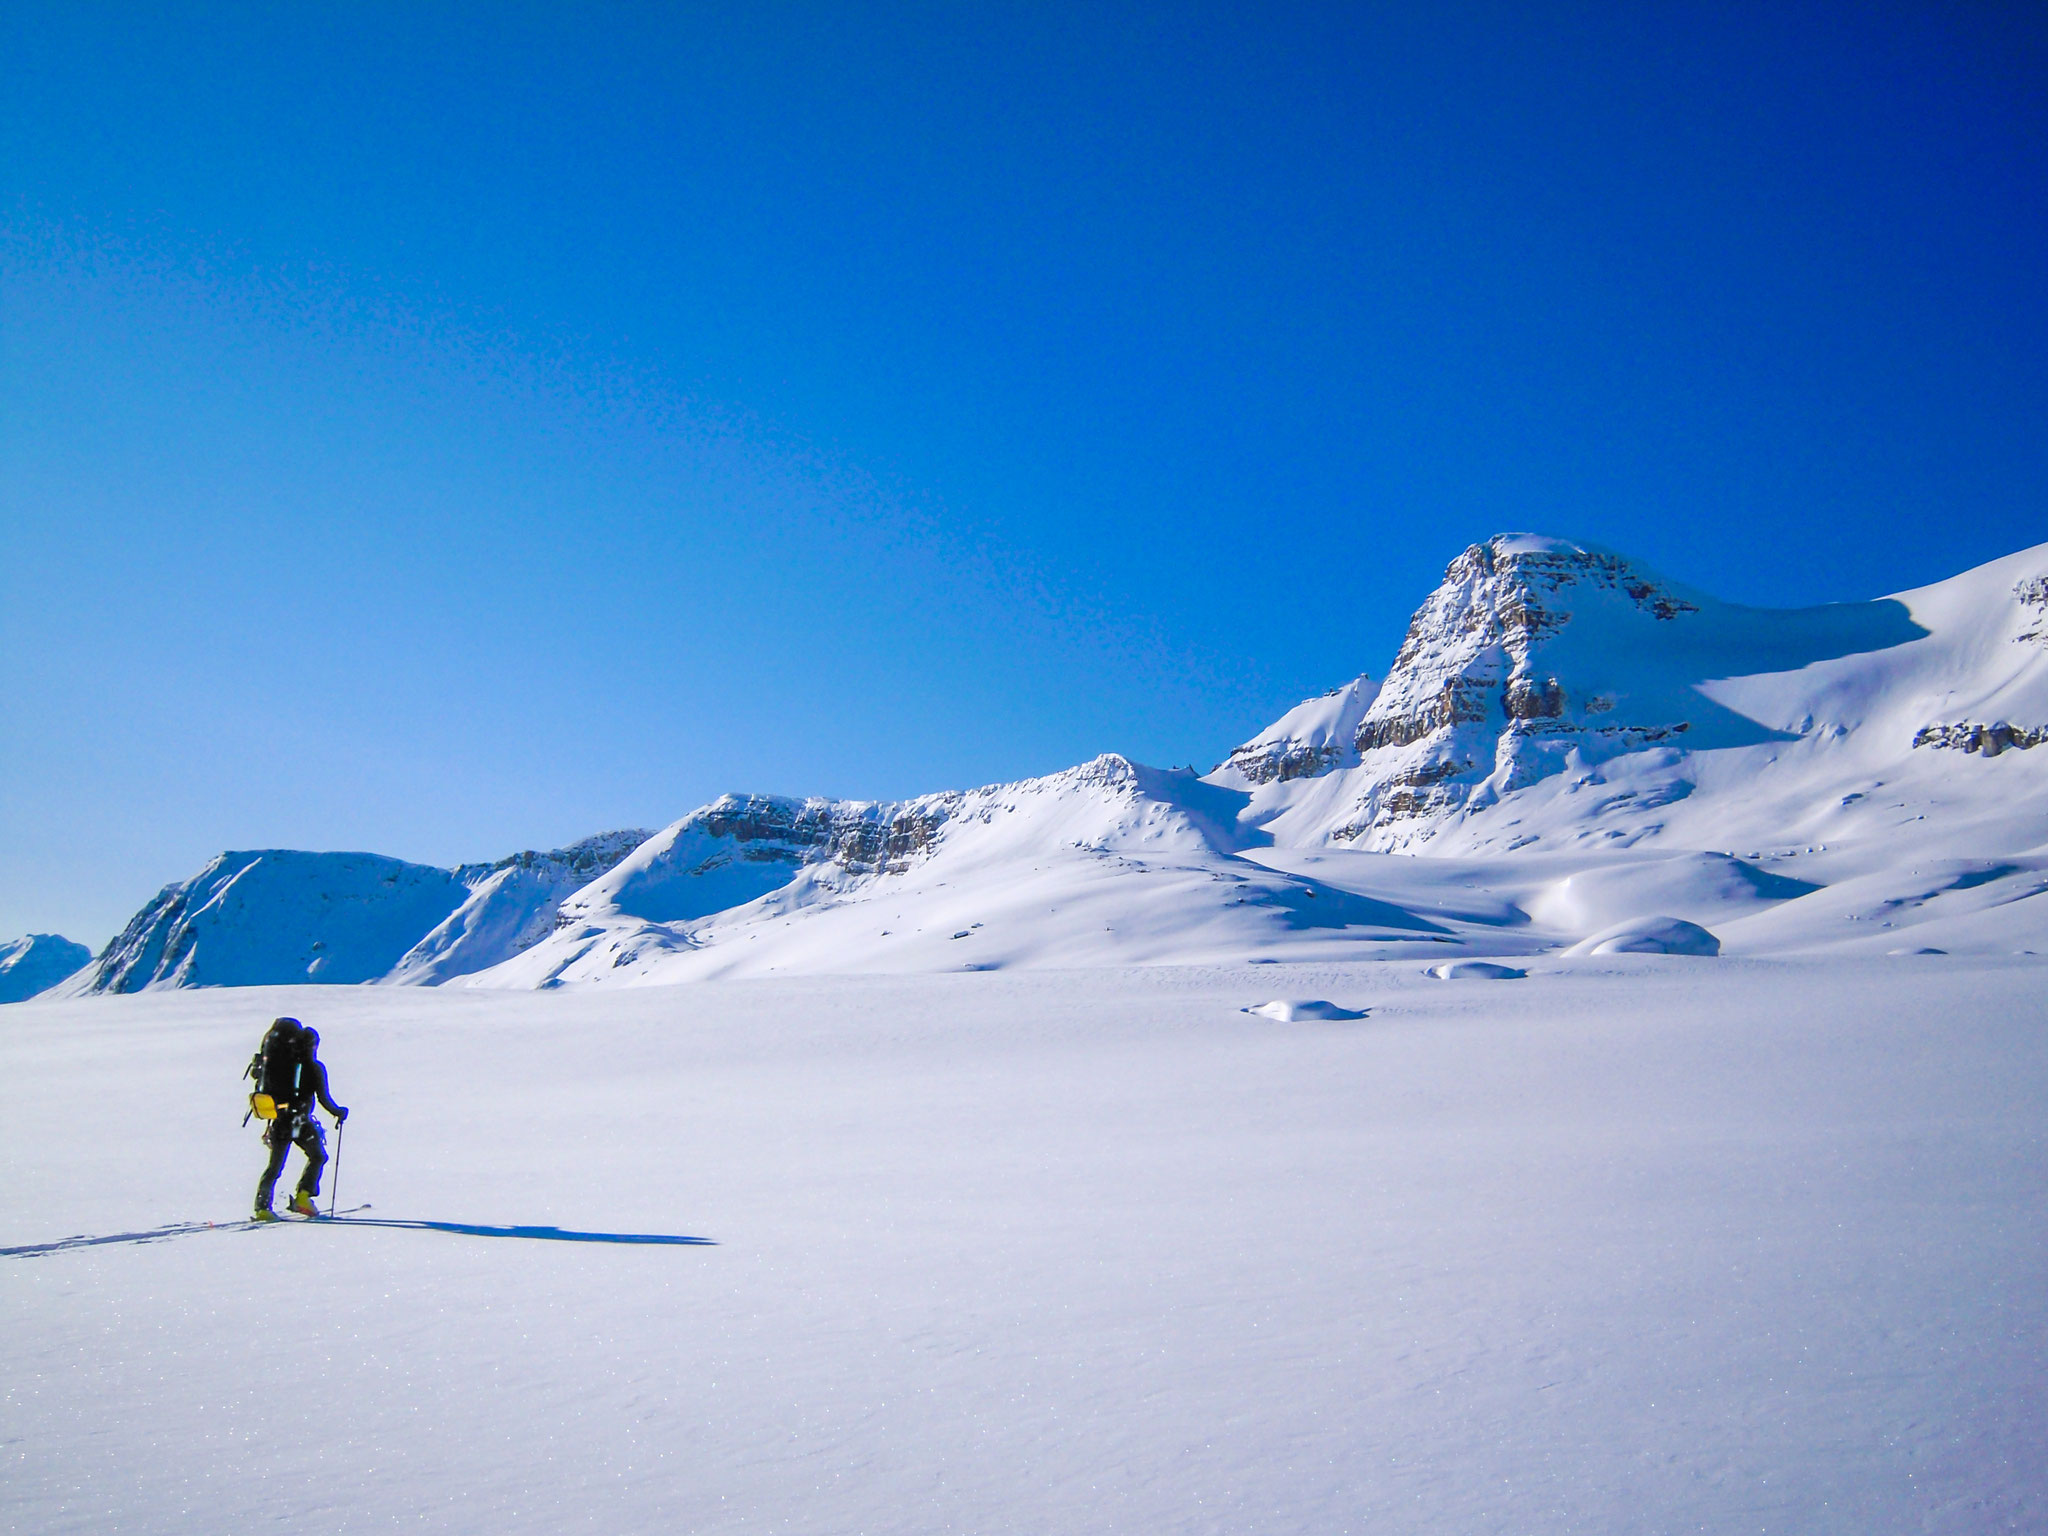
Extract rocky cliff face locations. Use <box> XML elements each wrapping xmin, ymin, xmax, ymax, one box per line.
<box><xmin>690</xmin><ymin>793</ymin><xmax>952</xmax><ymax>875</ymax></box>
<box><xmin>1224</xmin><ymin>534</ymin><xmax>2042</xmax><ymax>859</ymax></box>
<box><xmin>1324</xmin><ymin>536</ymin><xmax>1710</xmax><ymax>845</ymax></box>
<box><xmin>2015</xmin><ymin>575</ymin><xmax>2048</xmax><ymax>645</ymax></box>
<box><xmin>551</xmin><ymin>793</ymin><xmax>961</xmax><ymax>933</ymax></box>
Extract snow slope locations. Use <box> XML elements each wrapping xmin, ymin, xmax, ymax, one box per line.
<box><xmin>0</xmin><ymin>934</ymin><xmax>91</xmax><ymax>1002</ymax></box>
<box><xmin>387</xmin><ymin>831</ymin><xmax>654</xmax><ymax>985</ymax></box>
<box><xmin>5</xmin><ymin>958</ymin><xmax>2043</xmax><ymax>1533</ymax></box>
<box><xmin>57</xmin><ymin>850</ymin><xmax>475</xmax><ymax>993</ymax></box>
<box><xmin>473</xmin><ymin>756</ymin><xmax>1469</xmax><ymax>988</ymax></box>
<box><xmin>59</xmin><ymin>834</ymin><xmax>651</xmax><ymax>995</ymax></box>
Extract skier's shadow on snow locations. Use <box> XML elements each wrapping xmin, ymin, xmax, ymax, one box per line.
<box><xmin>333</xmin><ymin>1217</ymin><xmax>715</xmax><ymax>1246</ymax></box>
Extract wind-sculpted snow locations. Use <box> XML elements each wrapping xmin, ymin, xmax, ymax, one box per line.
<box><xmin>0</xmin><ymin>934</ymin><xmax>92</xmax><ymax>1002</ymax></box>
<box><xmin>1565</xmin><ymin>914</ymin><xmax>1723</xmax><ymax>957</ymax></box>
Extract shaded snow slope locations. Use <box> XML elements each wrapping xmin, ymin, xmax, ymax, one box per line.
<box><xmin>387</xmin><ymin>831</ymin><xmax>654</xmax><ymax>985</ymax></box>
<box><xmin>57</xmin><ymin>851</ymin><xmax>473</xmax><ymax>993</ymax></box>
<box><xmin>0</xmin><ymin>934</ymin><xmax>92</xmax><ymax>1003</ymax></box>
<box><xmin>63</xmin><ymin>835</ymin><xmax>652</xmax><ymax>994</ymax></box>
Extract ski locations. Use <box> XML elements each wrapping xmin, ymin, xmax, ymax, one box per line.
<box><xmin>1</xmin><ymin>1204</ymin><xmax>376</xmax><ymax>1258</ymax></box>
<box><xmin>298</xmin><ymin>1202</ymin><xmax>373</xmax><ymax>1221</ymax></box>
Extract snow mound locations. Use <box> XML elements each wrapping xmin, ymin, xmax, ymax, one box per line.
<box><xmin>0</xmin><ymin>935</ymin><xmax>93</xmax><ymax>1003</ymax></box>
<box><xmin>1523</xmin><ymin>853</ymin><xmax>1815</xmax><ymax>936</ymax></box>
<box><xmin>1568</xmin><ymin>915</ymin><xmax>1722</xmax><ymax>957</ymax></box>
<box><xmin>1426</xmin><ymin>960</ymin><xmax>1527</xmax><ymax>980</ymax></box>
<box><xmin>1242</xmin><ymin>999</ymin><xmax>1369</xmax><ymax>1021</ymax></box>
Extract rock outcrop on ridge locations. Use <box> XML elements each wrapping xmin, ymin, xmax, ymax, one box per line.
<box><xmin>1210</xmin><ymin>534</ymin><xmax>1937</xmax><ymax>849</ymax></box>
<box><xmin>386</xmin><ymin>831</ymin><xmax>657</xmax><ymax>984</ymax></box>
<box><xmin>1209</xmin><ymin>674</ymin><xmax>1380</xmax><ymax>787</ymax></box>
<box><xmin>1210</xmin><ymin>534</ymin><xmax>2048</xmax><ymax>861</ymax></box>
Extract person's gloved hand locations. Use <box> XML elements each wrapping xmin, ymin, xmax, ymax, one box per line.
<box><xmin>336</xmin><ymin>1106</ymin><xmax>349</xmax><ymax>1122</ymax></box>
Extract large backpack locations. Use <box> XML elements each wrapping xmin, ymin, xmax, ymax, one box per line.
<box><xmin>245</xmin><ymin>1018</ymin><xmax>308</xmax><ymax>1123</ymax></box>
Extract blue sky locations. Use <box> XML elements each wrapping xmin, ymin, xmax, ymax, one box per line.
<box><xmin>4</xmin><ymin>4</ymin><xmax>2045</xmax><ymax>945</ymax></box>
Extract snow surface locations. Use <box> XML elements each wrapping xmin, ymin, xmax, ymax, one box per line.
<box><xmin>5</xmin><ymin>959</ymin><xmax>2044</xmax><ymax>1533</ymax></box>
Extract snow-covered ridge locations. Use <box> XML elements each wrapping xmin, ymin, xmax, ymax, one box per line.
<box><xmin>36</xmin><ymin>534</ymin><xmax>2048</xmax><ymax>994</ymax></box>
<box><xmin>56</xmin><ymin>832</ymin><xmax>651</xmax><ymax>996</ymax></box>
<box><xmin>387</xmin><ymin>830</ymin><xmax>656</xmax><ymax>986</ymax></box>
<box><xmin>477</xmin><ymin>753</ymin><xmax>1462</xmax><ymax>989</ymax></box>
<box><xmin>0</xmin><ymin>934</ymin><xmax>92</xmax><ymax>1002</ymax></box>
<box><xmin>1210</xmin><ymin>673</ymin><xmax>1380</xmax><ymax>786</ymax></box>
<box><xmin>1219</xmin><ymin>533</ymin><xmax>2048</xmax><ymax>861</ymax></box>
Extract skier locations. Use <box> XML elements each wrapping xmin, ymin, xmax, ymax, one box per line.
<box><xmin>254</xmin><ymin>1020</ymin><xmax>348</xmax><ymax>1220</ymax></box>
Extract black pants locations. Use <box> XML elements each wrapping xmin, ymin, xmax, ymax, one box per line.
<box><xmin>256</xmin><ymin>1110</ymin><xmax>328</xmax><ymax>1210</ymax></box>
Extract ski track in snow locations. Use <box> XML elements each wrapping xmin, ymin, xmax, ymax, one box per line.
<box><xmin>4</xmin><ymin>959</ymin><xmax>2044</xmax><ymax>1534</ymax></box>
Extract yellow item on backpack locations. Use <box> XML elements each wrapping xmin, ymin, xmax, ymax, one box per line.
<box><xmin>249</xmin><ymin>1092</ymin><xmax>278</xmax><ymax>1121</ymax></box>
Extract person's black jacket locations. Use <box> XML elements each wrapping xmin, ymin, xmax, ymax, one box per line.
<box><xmin>289</xmin><ymin>1057</ymin><xmax>346</xmax><ymax>1119</ymax></box>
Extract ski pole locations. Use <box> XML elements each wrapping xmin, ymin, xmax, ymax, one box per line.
<box><xmin>329</xmin><ymin>1117</ymin><xmax>344</xmax><ymax>1218</ymax></box>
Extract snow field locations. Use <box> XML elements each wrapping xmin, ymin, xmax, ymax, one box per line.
<box><xmin>5</xmin><ymin>958</ymin><xmax>2045</xmax><ymax>1534</ymax></box>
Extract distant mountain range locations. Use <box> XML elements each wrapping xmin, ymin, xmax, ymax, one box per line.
<box><xmin>26</xmin><ymin>534</ymin><xmax>2048</xmax><ymax>997</ymax></box>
